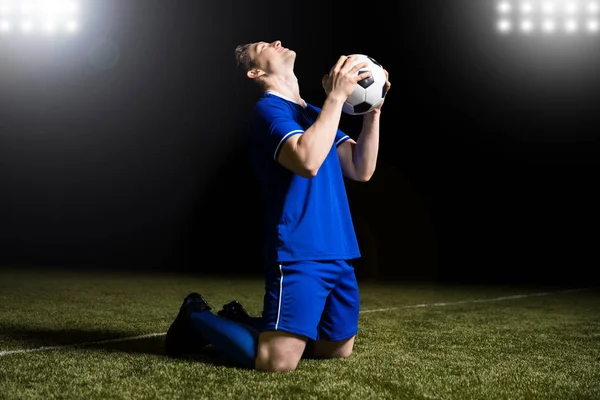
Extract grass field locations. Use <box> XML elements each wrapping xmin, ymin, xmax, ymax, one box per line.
<box><xmin>0</xmin><ymin>267</ymin><xmax>599</xmax><ymax>400</ymax></box>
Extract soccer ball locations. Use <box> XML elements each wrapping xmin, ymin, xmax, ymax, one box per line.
<box><xmin>342</xmin><ymin>54</ymin><xmax>388</xmax><ymax>116</ymax></box>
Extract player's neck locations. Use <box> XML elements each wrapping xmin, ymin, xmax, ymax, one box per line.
<box><xmin>265</xmin><ymin>75</ymin><xmax>303</xmax><ymax>106</ymax></box>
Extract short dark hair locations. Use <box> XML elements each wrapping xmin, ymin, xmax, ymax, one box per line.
<box><xmin>234</xmin><ymin>42</ymin><xmax>264</xmax><ymax>97</ymax></box>
<box><xmin>234</xmin><ymin>43</ymin><xmax>255</xmax><ymax>74</ymax></box>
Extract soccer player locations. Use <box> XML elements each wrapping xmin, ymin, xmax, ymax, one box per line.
<box><xmin>165</xmin><ymin>40</ymin><xmax>391</xmax><ymax>372</ymax></box>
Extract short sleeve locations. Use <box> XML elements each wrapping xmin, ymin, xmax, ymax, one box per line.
<box><xmin>255</xmin><ymin>99</ymin><xmax>304</xmax><ymax>161</ymax></box>
<box><xmin>335</xmin><ymin>129</ymin><xmax>351</xmax><ymax>148</ymax></box>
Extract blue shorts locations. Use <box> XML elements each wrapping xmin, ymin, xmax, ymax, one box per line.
<box><xmin>261</xmin><ymin>259</ymin><xmax>360</xmax><ymax>341</ymax></box>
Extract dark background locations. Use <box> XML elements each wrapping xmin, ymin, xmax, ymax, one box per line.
<box><xmin>1</xmin><ymin>1</ymin><xmax>598</xmax><ymax>285</ymax></box>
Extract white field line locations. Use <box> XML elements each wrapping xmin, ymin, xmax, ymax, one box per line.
<box><xmin>0</xmin><ymin>333</ymin><xmax>164</xmax><ymax>357</ymax></box>
<box><xmin>0</xmin><ymin>287</ymin><xmax>593</xmax><ymax>357</ymax></box>
<box><xmin>359</xmin><ymin>287</ymin><xmax>593</xmax><ymax>313</ymax></box>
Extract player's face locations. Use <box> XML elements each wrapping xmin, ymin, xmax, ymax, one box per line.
<box><xmin>250</xmin><ymin>40</ymin><xmax>295</xmax><ymax>74</ymax></box>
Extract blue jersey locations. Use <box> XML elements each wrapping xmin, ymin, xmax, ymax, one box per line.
<box><xmin>247</xmin><ymin>90</ymin><xmax>361</xmax><ymax>265</ymax></box>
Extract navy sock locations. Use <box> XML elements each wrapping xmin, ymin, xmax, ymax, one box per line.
<box><xmin>190</xmin><ymin>311</ymin><xmax>259</xmax><ymax>369</ymax></box>
<box><xmin>242</xmin><ymin>316</ymin><xmax>264</xmax><ymax>332</ymax></box>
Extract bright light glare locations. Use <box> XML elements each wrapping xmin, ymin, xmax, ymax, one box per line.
<box><xmin>66</xmin><ymin>19</ymin><xmax>77</xmax><ymax>32</ymax></box>
<box><xmin>0</xmin><ymin>19</ymin><xmax>10</xmax><ymax>32</ymax></box>
<box><xmin>497</xmin><ymin>0</ymin><xmax>600</xmax><ymax>35</ymax></box>
<box><xmin>499</xmin><ymin>19</ymin><xmax>513</xmax><ymax>33</ymax></box>
<box><xmin>565</xmin><ymin>1</ymin><xmax>579</xmax><ymax>13</ymax></box>
<box><xmin>498</xmin><ymin>1</ymin><xmax>513</xmax><ymax>13</ymax></box>
<box><xmin>521</xmin><ymin>19</ymin><xmax>535</xmax><ymax>32</ymax></box>
<box><xmin>0</xmin><ymin>0</ymin><xmax>80</xmax><ymax>35</ymax></box>
<box><xmin>521</xmin><ymin>2</ymin><xmax>534</xmax><ymax>13</ymax></box>
<box><xmin>20</xmin><ymin>20</ymin><xmax>33</xmax><ymax>33</ymax></box>
<box><xmin>42</xmin><ymin>20</ymin><xmax>56</xmax><ymax>33</ymax></box>
<box><xmin>542</xmin><ymin>19</ymin><xmax>557</xmax><ymax>32</ymax></box>
<box><xmin>565</xmin><ymin>19</ymin><xmax>579</xmax><ymax>32</ymax></box>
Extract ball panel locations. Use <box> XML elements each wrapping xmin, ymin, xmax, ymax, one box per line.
<box><xmin>353</xmin><ymin>102</ymin><xmax>375</xmax><ymax>115</ymax></box>
<box><xmin>364</xmin><ymin>82</ymin><xmax>385</xmax><ymax>105</ymax></box>
<box><xmin>346</xmin><ymin>84</ymin><xmax>366</xmax><ymax>106</ymax></box>
<box><xmin>342</xmin><ymin>102</ymin><xmax>356</xmax><ymax>115</ymax></box>
<box><xmin>341</xmin><ymin>53</ymin><xmax>386</xmax><ymax>116</ymax></box>
<box><xmin>382</xmin><ymin>84</ymin><xmax>389</xmax><ymax>99</ymax></box>
<box><xmin>370</xmin><ymin>65</ymin><xmax>387</xmax><ymax>85</ymax></box>
<box><xmin>367</xmin><ymin>56</ymin><xmax>382</xmax><ymax>67</ymax></box>
<box><xmin>357</xmin><ymin>70</ymin><xmax>375</xmax><ymax>89</ymax></box>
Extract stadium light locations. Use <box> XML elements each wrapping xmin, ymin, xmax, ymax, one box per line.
<box><xmin>0</xmin><ymin>0</ymin><xmax>80</xmax><ymax>36</ymax></box>
<box><xmin>496</xmin><ymin>0</ymin><xmax>600</xmax><ymax>35</ymax></box>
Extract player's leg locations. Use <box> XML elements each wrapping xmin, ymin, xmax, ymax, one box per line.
<box><xmin>255</xmin><ymin>330</ymin><xmax>308</xmax><ymax>372</ymax></box>
<box><xmin>217</xmin><ymin>300</ymin><xmax>265</xmax><ymax>332</ymax></box>
<box><xmin>189</xmin><ymin>308</ymin><xmax>259</xmax><ymax>369</ymax></box>
<box><xmin>213</xmin><ymin>300</ymin><xmax>308</xmax><ymax>371</ymax></box>
<box><xmin>312</xmin><ymin>259</ymin><xmax>360</xmax><ymax>359</ymax></box>
<box><xmin>256</xmin><ymin>261</ymin><xmax>335</xmax><ymax>372</ymax></box>
<box><xmin>165</xmin><ymin>293</ymin><xmax>211</xmax><ymax>357</ymax></box>
<box><xmin>302</xmin><ymin>336</ymin><xmax>356</xmax><ymax>359</ymax></box>
<box><xmin>164</xmin><ymin>293</ymin><xmax>259</xmax><ymax>369</ymax></box>
<box><xmin>313</xmin><ymin>335</ymin><xmax>355</xmax><ymax>358</ymax></box>
<box><xmin>166</xmin><ymin>260</ymin><xmax>336</xmax><ymax>371</ymax></box>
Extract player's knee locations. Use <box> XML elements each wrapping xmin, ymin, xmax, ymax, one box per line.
<box><xmin>255</xmin><ymin>331</ymin><xmax>306</xmax><ymax>372</ymax></box>
<box><xmin>313</xmin><ymin>336</ymin><xmax>355</xmax><ymax>359</ymax></box>
<box><xmin>255</xmin><ymin>355</ymin><xmax>300</xmax><ymax>372</ymax></box>
<box><xmin>255</xmin><ymin>344</ymin><xmax>301</xmax><ymax>372</ymax></box>
<box><xmin>314</xmin><ymin>346</ymin><xmax>353</xmax><ymax>359</ymax></box>
<box><xmin>335</xmin><ymin>346</ymin><xmax>353</xmax><ymax>359</ymax></box>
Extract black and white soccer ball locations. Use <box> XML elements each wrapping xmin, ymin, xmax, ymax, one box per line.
<box><xmin>342</xmin><ymin>54</ymin><xmax>388</xmax><ymax>116</ymax></box>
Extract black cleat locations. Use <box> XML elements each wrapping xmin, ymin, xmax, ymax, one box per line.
<box><xmin>164</xmin><ymin>292</ymin><xmax>212</xmax><ymax>357</ymax></box>
<box><xmin>217</xmin><ymin>300</ymin><xmax>251</xmax><ymax>323</ymax></box>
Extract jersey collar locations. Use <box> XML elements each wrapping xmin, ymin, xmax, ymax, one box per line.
<box><xmin>265</xmin><ymin>90</ymin><xmax>307</xmax><ymax>108</ymax></box>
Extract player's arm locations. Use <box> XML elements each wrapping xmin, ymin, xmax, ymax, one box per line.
<box><xmin>278</xmin><ymin>55</ymin><xmax>370</xmax><ymax>178</ymax></box>
<box><xmin>337</xmin><ymin>109</ymin><xmax>381</xmax><ymax>182</ymax></box>
<box><xmin>338</xmin><ymin>68</ymin><xmax>389</xmax><ymax>182</ymax></box>
<box><xmin>277</xmin><ymin>95</ymin><xmax>345</xmax><ymax>178</ymax></box>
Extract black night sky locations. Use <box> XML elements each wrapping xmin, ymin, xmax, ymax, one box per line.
<box><xmin>1</xmin><ymin>0</ymin><xmax>598</xmax><ymax>285</ymax></box>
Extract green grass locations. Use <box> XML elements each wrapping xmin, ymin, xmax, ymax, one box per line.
<box><xmin>0</xmin><ymin>268</ymin><xmax>599</xmax><ymax>399</ymax></box>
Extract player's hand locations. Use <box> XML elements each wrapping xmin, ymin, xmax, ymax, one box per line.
<box><xmin>369</xmin><ymin>68</ymin><xmax>391</xmax><ymax>114</ymax></box>
<box><xmin>321</xmin><ymin>55</ymin><xmax>371</xmax><ymax>102</ymax></box>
